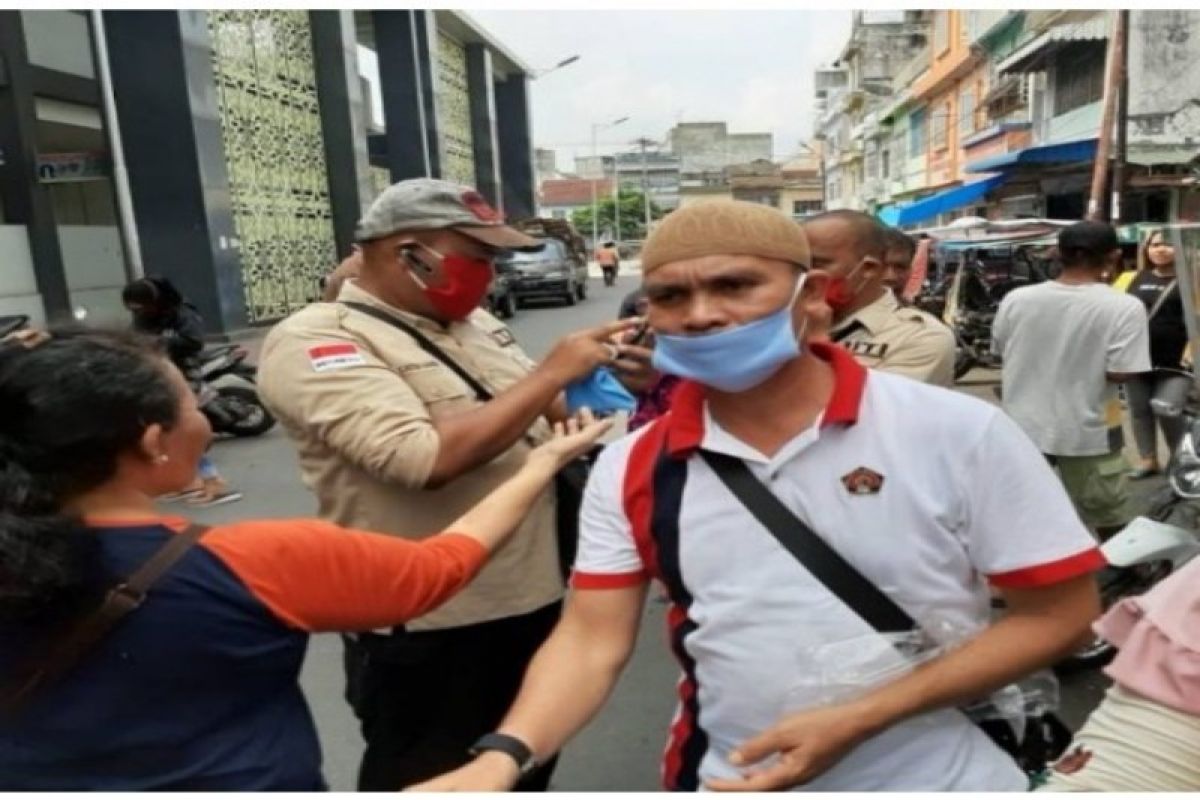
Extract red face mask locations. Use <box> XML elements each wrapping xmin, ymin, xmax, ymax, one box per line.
<box><xmin>824</xmin><ymin>263</ymin><xmax>867</xmax><ymax>313</ymax></box>
<box><xmin>404</xmin><ymin>245</ymin><xmax>494</xmax><ymax>321</ymax></box>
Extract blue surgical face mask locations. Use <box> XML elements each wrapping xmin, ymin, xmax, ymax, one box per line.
<box><xmin>651</xmin><ymin>273</ymin><xmax>809</xmax><ymax>393</ymax></box>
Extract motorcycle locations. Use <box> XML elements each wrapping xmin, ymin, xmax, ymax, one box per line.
<box><xmin>1055</xmin><ymin>398</ymin><xmax>1200</xmax><ymax>674</ymax></box>
<box><xmin>952</xmin><ymin>310</ymin><xmax>1001</xmax><ymax>381</ymax></box>
<box><xmin>602</xmin><ymin>264</ymin><xmax>618</xmax><ymax>287</ymax></box>
<box><xmin>196</xmin><ymin>343</ymin><xmax>259</xmax><ymax>384</ymax></box>
<box><xmin>0</xmin><ymin>315</ymin><xmax>30</xmax><ymax>339</ymax></box>
<box><xmin>186</xmin><ymin>346</ymin><xmax>275</xmax><ymax>438</ymax></box>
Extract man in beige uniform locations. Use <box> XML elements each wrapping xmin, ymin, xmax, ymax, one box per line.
<box><xmin>803</xmin><ymin>210</ymin><xmax>955</xmax><ymax>386</ymax></box>
<box><xmin>258</xmin><ymin>179</ymin><xmax>643</xmax><ymax>791</ymax></box>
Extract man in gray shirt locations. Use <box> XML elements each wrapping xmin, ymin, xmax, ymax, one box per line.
<box><xmin>993</xmin><ymin>221</ymin><xmax>1151</xmax><ymax>538</ymax></box>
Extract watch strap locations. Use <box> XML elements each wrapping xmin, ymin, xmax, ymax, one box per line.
<box><xmin>469</xmin><ymin>732</ymin><xmax>536</xmax><ymax>774</ymax></box>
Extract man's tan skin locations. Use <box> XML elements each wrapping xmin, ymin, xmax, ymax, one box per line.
<box><xmin>881</xmin><ymin>231</ymin><xmax>916</xmax><ymax>297</ymax></box>
<box><xmin>803</xmin><ymin>215</ymin><xmax>888</xmax><ymax>321</ymax></box>
<box><xmin>321</xmin><ymin>247</ymin><xmax>362</xmax><ymax>302</ymax></box>
<box><xmin>353</xmin><ymin>227</ymin><xmax>651</xmax><ymax>488</ymax></box>
<box><xmin>407</xmin><ymin>253</ymin><xmax>1101</xmax><ymax>792</ymax></box>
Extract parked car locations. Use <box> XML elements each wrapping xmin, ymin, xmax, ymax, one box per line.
<box><xmin>484</xmin><ymin>263</ymin><xmax>518</xmax><ymax>319</ymax></box>
<box><xmin>499</xmin><ymin>239</ymin><xmax>589</xmax><ymax>307</ymax></box>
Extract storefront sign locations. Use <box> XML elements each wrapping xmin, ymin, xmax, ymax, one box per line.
<box><xmin>36</xmin><ymin>151</ymin><xmax>109</xmax><ymax>183</ymax></box>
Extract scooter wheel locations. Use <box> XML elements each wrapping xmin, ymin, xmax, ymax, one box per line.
<box><xmin>214</xmin><ymin>386</ymin><xmax>276</xmax><ymax>437</ymax></box>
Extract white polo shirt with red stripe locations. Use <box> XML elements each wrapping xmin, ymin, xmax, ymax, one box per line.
<box><xmin>572</xmin><ymin>343</ymin><xmax>1104</xmax><ymax>791</ymax></box>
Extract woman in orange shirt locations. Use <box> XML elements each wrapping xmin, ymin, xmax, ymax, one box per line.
<box><xmin>0</xmin><ymin>328</ymin><xmax>608</xmax><ymax>790</ymax></box>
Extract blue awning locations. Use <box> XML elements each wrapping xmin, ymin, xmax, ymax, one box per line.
<box><xmin>877</xmin><ymin>175</ymin><xmax>1007</xmax><ymax>228</ymax></box>
<box><xmin>964</xmin><ymin>138</ymin><xmax>1097</xmax><ymax>174</ymax></box>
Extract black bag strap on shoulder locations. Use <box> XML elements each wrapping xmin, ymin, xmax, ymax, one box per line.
<box><xmin>695</xmin><ymin>449</ymin><xmax>1070</xmax><ymax>773</ymax></box>
<box><xmin>2</xmin><ymin>523</ymin><xmax>210</xmax><ymax>716</ymax></box>
<box><xmin>699</xmin><ymin>450</ymin><xmax>915</xmax><ymax>633</ymax></box>
<box><xmin>341</xmin><ymin>301</ymin><xmax>494</xmax><ymax>401</ymax></box>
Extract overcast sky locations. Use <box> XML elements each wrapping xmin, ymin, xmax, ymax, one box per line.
<box><xmin>466</xmin><ymin>9</ymin><xmax>853</xmax><ymax>172</ymax></box>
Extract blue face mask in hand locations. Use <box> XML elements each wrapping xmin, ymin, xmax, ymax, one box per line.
<box><xmin>565</xmin><ymin>367</ymin><xmax>637</xmax><ymax>416</ymax></box>
<box><xmin>651</xmin><ymin>273</ymin><xmax>809</xmax><ymax>393</ymax></box>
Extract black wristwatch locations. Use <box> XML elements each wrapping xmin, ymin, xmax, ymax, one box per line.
<box><xmin>469</xmin><ymin>732</ymin><xmax>538</xmax><ymax>776</ymax></box>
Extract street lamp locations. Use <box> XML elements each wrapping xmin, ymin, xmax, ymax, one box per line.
<box><xmin>530</xmin><ymin>55</ymin><xmax>580</xmax><ymax>79</ymax></box>
<box><xmin>590</xmin><ymin>115</ymin><xmax>629</xmax><ymax>250</ymax></box>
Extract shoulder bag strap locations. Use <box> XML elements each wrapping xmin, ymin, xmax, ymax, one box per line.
<box><xmin>1</xmin><ymin>523</ymin><xmax>210</xmax><ymax>716</ymax></box>
<box><xmin>341</xmin><ymin>301</ymin><xmax>494</xmax><ymax>401</ymax></box>
<box><xmin>1145</xmin><ymin>278</ymin><xmax>1178</xmax><ymax>323</ymax></box>
<box><xmin>699</xmin><ymin>450</ymin><xmax>915</xmax><ymax>633</ymax></box>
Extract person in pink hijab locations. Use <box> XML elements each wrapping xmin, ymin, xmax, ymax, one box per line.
<box><xmin>1040</xmin><ymin>556</ymin><xmax>1200</xmax><ymax>790</ymax></box>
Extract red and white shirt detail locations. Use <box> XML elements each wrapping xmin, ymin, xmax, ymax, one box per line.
<box><xmin>571</xmin><ymin>343</ymin><xmax>1104</xmax><ymax>791</ymax></box>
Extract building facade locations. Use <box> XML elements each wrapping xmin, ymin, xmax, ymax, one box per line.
<box><xmin>667</xmin><ymin>122</ymin><xmax>773</xmax><ymax>187</ymax></box>
<box><xmin>816</xmin><ymin>9</ymin><xmax>1200</xmax><ymax>229</ymax></box>
<box><xmin>0</xmin><ymin>9</ymin><xmax>537</xmax><ymax>331</ymax></box>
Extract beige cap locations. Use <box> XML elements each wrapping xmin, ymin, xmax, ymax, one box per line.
<box><xmin>640</xmin><ymin>200</ymin><xmax>811</xmax><ymax>274</ymax></box>
<box><xmin>355</xmin><ymin>178</ymin><xmax>542</xmax><ymax>250</ymax></box>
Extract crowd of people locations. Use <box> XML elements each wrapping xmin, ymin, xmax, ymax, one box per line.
<box><xmin>0</xmin><ymin>175</ymin><xmax>1196</xmax><ymax>792</ymax></box>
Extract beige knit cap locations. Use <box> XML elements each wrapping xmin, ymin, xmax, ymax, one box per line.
<box><xmin>640</xmin><ymin>200</ymin><xmax>811</xmax><ymax>274</ymax></box>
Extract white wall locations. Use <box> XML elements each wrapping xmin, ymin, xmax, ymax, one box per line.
<box><xmin>20</xmin><ymin>11</ymin><xmax>96</xmax><ymax>79</ymax></box>
<box><xmin>1048</xmin><ymin>102</ymin><xmax>1102</xmax><ymax>144</ymax></box>
<box><xmin>58</xmin><ymin>225</ymin><xmax>129</xmax><ymax>326</ymax></box>
<box><xmin>0</xmin><ymin>226</ymin><xmax>46</xmax><ymax>325</ymax></box>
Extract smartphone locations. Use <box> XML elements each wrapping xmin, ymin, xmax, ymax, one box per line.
<box><xmin>627</xmin><ymin>319</ymin><xmax>652</xmax><ymax>346</ymax></box>
<box><xmin>399</xmin><ymin>244</ymin><xmax>437</xmax><ymax>278</ymax></box>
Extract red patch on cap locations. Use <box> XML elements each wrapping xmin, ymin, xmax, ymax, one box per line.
<box><xmin>461</xmin><ymin>191</ymin><xmax>502</xmax><ymax>223</ymax></box>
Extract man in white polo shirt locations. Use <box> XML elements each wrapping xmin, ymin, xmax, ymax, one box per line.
<box><xmin>411</xmin><ymin>201</ymin><xmax>1103</xmax><ymax>792</ymax></box>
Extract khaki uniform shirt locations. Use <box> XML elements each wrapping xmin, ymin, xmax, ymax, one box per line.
<box><xmin>832</xmin><ymin>290</ymin><xmax>956</xmax><ymax>387</ymax></box>
<box><xmin>257</xmin><ymin>281</ymin><xmax>561</xmax><ymax>631</ymax></box>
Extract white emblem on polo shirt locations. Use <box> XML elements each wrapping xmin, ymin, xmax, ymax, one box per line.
<box><xmin>307</xmin><ymin>343</ymin><xmax>365</xmax><ymax>372</ymax></box>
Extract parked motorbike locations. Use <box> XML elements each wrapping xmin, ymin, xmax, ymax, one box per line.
<box><xmin>196</xmin><ymin>343</ymin><xmax>258</xmax><ymax>384</ymax></box>
<box><xmin>952</xmin><ymin>309</ymin><xmax>1001</xmax><ymax>381</ymax></box>
<box><xmin>0</xmin><ymin>315</ymin><xmax>30</xmax><ymax>339</ymax></box>
<box><xmin>187</xmin><ymin>346</ymin><xmax>275</xmax><ymax>438</ymax></box>
<box><xmin>1055</xmin><ymin>399</ymin><xmax>1200</xmax><ymax>674</ymax></box>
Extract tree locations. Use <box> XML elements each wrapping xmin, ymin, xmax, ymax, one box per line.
<box><xmin>571</xmin><ymin>187</ymin><xmax>664</xmax><ymax>242</ymax></box>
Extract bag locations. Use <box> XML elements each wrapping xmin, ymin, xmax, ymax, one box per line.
<box><xmin>695</xmin><ymin>449</ymin><xmax>1072</xmax><ymax>776</ymax></box>
<box><xmin>1</xmin><ymin>523</ymin><xmax>209</xmax><ymax>716</ymax></box>
<box><xmin>343</xmin><ymin>302</ymin><xmax>592</xmax><ymax>578</ymax></box>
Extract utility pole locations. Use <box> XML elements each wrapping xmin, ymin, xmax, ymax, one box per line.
<box><xmin>612</xmin><ymin>166</ymin><xmax>622</xmax><ymax>245</ymax></box>
<box><xmin>1087</xmin><ymin>10</ymin><xmax>1127</xmax><ymax>221</ymax></box>
<box><xmin>635</xmin><ymin>137</ymin><xmax>655</xmax><ymax>236</ymax></box>
<box><xmin>589</xmin><ymin>116</ymin><xmax>628</xmax><ymax>248</ymax></box>
<box><xmin>1111</xmin><ymin>9</ymin><xmax>1130</xmax><ymax>224</ymax></box>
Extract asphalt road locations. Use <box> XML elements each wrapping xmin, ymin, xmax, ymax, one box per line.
<box><xmin>190</xmin><ymin>273</ymin><xmax>1112</xmax><ymax>790</ymax></box>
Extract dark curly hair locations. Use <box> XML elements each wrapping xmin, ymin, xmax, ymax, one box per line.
<box><xmin>0</xmin><ymin>329</ymin><xmax>180</xmax><ymax>623</ymax></box>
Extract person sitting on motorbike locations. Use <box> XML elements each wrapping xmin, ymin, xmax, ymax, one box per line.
<box><xmin>596</xmin><ymin>241</ymin><xmax>620</xmax><ymax>286</ymax></box>
<box><xmin>122</xmin><ymin>277</ymin><xmax>239</xmax><ymax>507</ymax></box>
<box><xmin>122</xmin><ymin>277</ymin><xmax>206</xmax><ymax>370</ymax></box>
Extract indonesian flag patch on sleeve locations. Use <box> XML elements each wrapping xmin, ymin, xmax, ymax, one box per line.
<box><xmin>307</xmin><ymin>343</ymin><xmax>366</xmax><ymax>372</ymax></box>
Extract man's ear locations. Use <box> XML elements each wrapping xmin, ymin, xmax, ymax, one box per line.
<box><xmin>859</xmin><ymin>255</ymin><xmax>885</xmax><ymax>278</ymax></box>
<box><xmin>797</xmin><ymin>270</ymin><xmax>832</xmax><ymax>338</ymax></box>
<box><xmin>801</xmin><ymin>269</ymin><xmax>830</xmax><ymax>300</ymax></box>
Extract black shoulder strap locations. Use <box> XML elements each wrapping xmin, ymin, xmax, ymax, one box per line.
<box><xmin>698</xmin><ymin>450</ymin><xmax>915</xmax><ymax>633</ymax></box>
<box><xmin>1146</xmin><ymin>278</ymin><xmax>1178</xmax><ymax>322</ymax></box>
<box><xmin>830</xmin><ymin>319</ymin><xmax>865</xmax><ymax>344</ymax></box>
<box><xmin>2</xmin><ymin>523</ymin><xmax>210</xmax><ymax>716</ymax></box>
<box><xmin>341</xmin><ymin>301</ymin><xmax>494</xmax><ymax>401</ymax></box>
